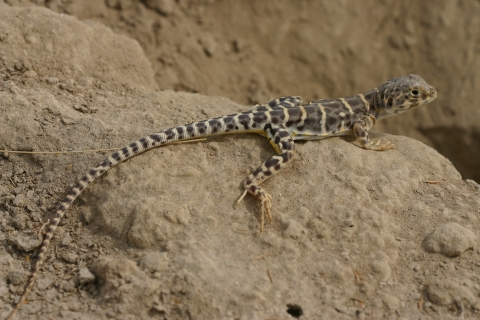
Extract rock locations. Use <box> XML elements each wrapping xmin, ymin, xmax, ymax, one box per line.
<box><xmin>283</xmin><ymin>220</ymin><xmax>305</xmax><ymax>239</ymax></box>
<box><xmin>45</xmin><ymin>77</ymin><xmax>59</xmax><ymax>84</ymax></box>
<box><xmin>61</xmin><ymin>232</ymin><xmax>73</xmax><ymax>246</ymax></box>
<box><xmin>0</xmin><ymin>6</ymin><xmax>157</xmax><ymax>92</ymax></box>
<box><xmin>36</xmin><ymin>277</ymin><xmax>53</xmax><ymax>290</ymax></box>
<box><xmin>12</xmin><ymin>194</ymin><xmax>26</xmax><ymax>207</ymax></box>
<box><xmin>139</xmin><ymin>251</ymin><xmax>169</xmax><ymax>273</ymax></box>
<box><xmin>76</xmin><ymin>267</ymin><xmax>96</xmax><ymax>285</ymax></box>
<box><xmin>10</xmin><ymin>232</ymin><xmax>42</xmax><ymax>252</ymax></box>
<box><xmin>127</xmin><ymin>201</ymin><xmax>170</xmax><ymax>249</ymax></box>
<box><xmin>0</xmin><ymin>185</ymin><xmax>10</xmax><ymax>196</ymax></box>
<box><xmin>427</xmin><ymin>280</ymin><xmax>478</xmax><ymax>307</ymax></box>
<box><xmin>423</xmin><ymin>223</ymin><xmax>476</xmax><ymax>257</ymax></box>
<box><xmin>7</xmin><ymin>270</ymin><xmax>30</xmax><ymax>286</ymax></box>
<box><xmin>11</xmin><ymin>213</ymin><xmax>28</xmax><ymax>229</ymax></box>
<box><xmin>61</xmin><ymin>251</ymin><xmax>78</xmax><ymax>263</ymax></box>
<box><xmin>89</xmin><ymin>257</ymin><xmax>162</xmax><ymax>315</ymax></box>
<box><xmin>90</xmin><ymin>257</ymin><xmax>140</xmax><ymax>287</ymax></box>
<box><xmin>141</xmin><ymin>0</ymin><xmax>174</xmax><ymax>15</ymax></box>
<box><xmin>61</xmin><ymin>280</ymin><xmax>76</xmax><ymax>292</ymax></box>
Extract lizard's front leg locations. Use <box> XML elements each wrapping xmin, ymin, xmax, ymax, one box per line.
<box><xmin>353</xmin><ymin>118</ymin><xmax>396</xmax><ymax>151</ymax></box>
<box><xmin>235</xmin><ymin>124</ymin><xmax>295</xmax><ymax>233</ymax></box>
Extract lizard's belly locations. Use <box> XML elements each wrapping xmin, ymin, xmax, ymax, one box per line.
<box><xmin>292</xmin><ymin>130</ymin><xmax>354</xmax><ymax>141</ymax></box>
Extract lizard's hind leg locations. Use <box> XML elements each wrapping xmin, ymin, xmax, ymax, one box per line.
<box><xmin>235</xmin><ymin>124</ymin><xmax>295</xmax><ymax>233</ymax></box>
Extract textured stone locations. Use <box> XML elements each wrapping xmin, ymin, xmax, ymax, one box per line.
<box><xmin>423</xmin><ymin>223</ymin><xmax>476</xmax><ymax>257</ymax></box>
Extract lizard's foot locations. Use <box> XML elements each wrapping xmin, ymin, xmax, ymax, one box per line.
<box><xmin>234</xmin><ymin>189</ymin><xmax>248</xmax><ymax>209</ymax></box>
<box><xmin>363</xmin><ymin>140</ymin><xmax>396</xmax><ymax>151</ymax></box>
<box><xmin>259</xmin><ymin>192</ymin><xmax>273</xmax><ymax>234</ymax></box>
<box><xmin>235</xmin><ymin>186</ymin><xmax>273</xmax><ymax>234</ymax></box>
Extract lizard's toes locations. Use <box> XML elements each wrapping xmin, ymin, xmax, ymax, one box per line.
<box><xmin>365</xmin><ymin>140</ymin><xmax>397</xmax><ymax>151</ymax></box>
<box><xmin>264</xmin><ymin>193</ymin><xmax>273</xmax><ymax>222</ymax></box>
<box><xmin>258</xmin><ymin>193</ymin><xmax>273</xmax><ymax>234</ymax></box>
<box><xmin>382</xmin><ymin>141</ymin><xmax>397</xmax><ymax>150</ymax></box>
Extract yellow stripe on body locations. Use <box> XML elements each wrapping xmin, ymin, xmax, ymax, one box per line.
<box><xmin>318</xmin><ymin>104</ymin><xmax>328</xmax><ymax>136</ymax></box>
<box><xmin>340</xmin><ymin>98</ymin><xmax>354</xmax><ymax>115</ymax></box>
<box><xmin>358</xmin><ymin>93</ymin><xmax>370</xmax><ymax>111</ymax></box>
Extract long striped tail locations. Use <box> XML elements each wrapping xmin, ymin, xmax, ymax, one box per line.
<box><xmin>5</xmin><ymin>117</ymin><xmax>242</xmax><ymax>319</ymax></box>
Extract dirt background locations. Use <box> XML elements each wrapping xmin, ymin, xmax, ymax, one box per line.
<box><xmin>0</xmin><ymin>1</ymin><xmax>480</xmax><ymax>319</ymax></box>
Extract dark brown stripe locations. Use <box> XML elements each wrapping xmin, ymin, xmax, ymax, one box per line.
<box><xmin>281</xmin><ymin>141</ymin><xmax>292</xmax><ymax>150</ymax></box>
<box><xmin>112</xmin><ymin>152</ymin><xmax>122</xmax><ymax>162</ymax></box>
<box><xmin>287</xmin><ymin>108</ymin><xmax>300</xmax><ymax>118</ymax></box>
<box><xmin>269</xmin><ymin>110</ymin><xmax>284</xmax><ymax>119</ymax></box>
<box><xmin>130</xmin><ymin>142</ymin><xmax>139</xmax><ymax>153</ymax></box>
<box><xmin>344</xmin><ymin>96</ymin><xmax>367</xmax><ymax>111</ymax></box>
<box><xmin>139</xmin><ymin>138</ymin><xmax>149</xmax><ymax>149</ymax></box>
<box><xmin>253</xmin><ymin>112</ymin><xmax>267</xmax><ymax>123</ymax></box>
<box><xmin>238</xmin><ymin>114</ymin><xmax>250</xmax><ymax>122</ymax></box>
<box><xmin>150</xmin><ymin>134</ymin><xmax>162</xmax><ymax>142</ymax></box>
<box><xmin>208</xmin><ymin>119</ymin><xmax>220</xmax><ymax>127</ymax></box>
<box><xmin>265</xmin><ymin>158</ymin><xmax>279</xmax><ymax>168</ymax></box>
<box><xmin>268</xmin><ymin>100</ymin><xmax>279</xmax><ymax>108</ymax></box>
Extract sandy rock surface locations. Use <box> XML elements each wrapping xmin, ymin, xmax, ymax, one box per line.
<box><xmin>1</xmin><ymin>3</ymin><xmax>480</xmax><ymax>320</ymax></box>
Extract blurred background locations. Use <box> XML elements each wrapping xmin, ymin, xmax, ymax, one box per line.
<box><xmin>3</xmin><ymin>0</ymin><xmax>480</xmax><ymax>182</ymax></box>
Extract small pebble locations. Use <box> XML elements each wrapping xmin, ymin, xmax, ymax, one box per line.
<box><xmin>77</xmin><ymin>267</ymin><xmax>96</xmax><ymax>285</ymax></box>
<box><xmin>46</xmin><ymin>77</ymin><xmax>59</xmax><ymax>84</ymax></box>
<box><xmin>423</xmin><ymin>223</ymin><xmax>476</xmax><ymax>257</ymax></box>
<box><xmin>7</xmin><ymin>270</ymin><xmax>29</xmax><ymax>286</ymax></box>
<box><xmin>10</xmin><ymin>233</ymin><xmax>42</xmax><ymax>252</ymax></box>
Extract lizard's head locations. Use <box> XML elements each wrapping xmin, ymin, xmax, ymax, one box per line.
<box><xmin>376</xmin><ymin>74</ymin><xmax>437</xmax><ymax>119</ymax></box>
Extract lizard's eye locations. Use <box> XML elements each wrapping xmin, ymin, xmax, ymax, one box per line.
<box><xmin>387</xmin><ymin>98</ymin><xmax>393</xmax><ymax>107</ymax></box>
<box><xmin>411</xmin><ymin>89</ymin><xmax>419</xmax><ymax>96</ymax></box>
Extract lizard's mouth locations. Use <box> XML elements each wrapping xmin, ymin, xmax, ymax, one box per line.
<box><xmin>411</xmin><ymin>88</ymin><xmax>437</xmax><ymax>109</ymax></box>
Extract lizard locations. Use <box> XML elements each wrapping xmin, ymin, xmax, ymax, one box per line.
<box><xmin>5</xmin><ymin>74</ymin><xmax>437</xmax><ymax>319</ymax></box>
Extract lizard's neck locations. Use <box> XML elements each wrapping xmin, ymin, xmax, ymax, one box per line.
<box><xmin>363</xmin><ymin>88</ymin><xmax>389</xmax><ymax>120</ymax></box>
